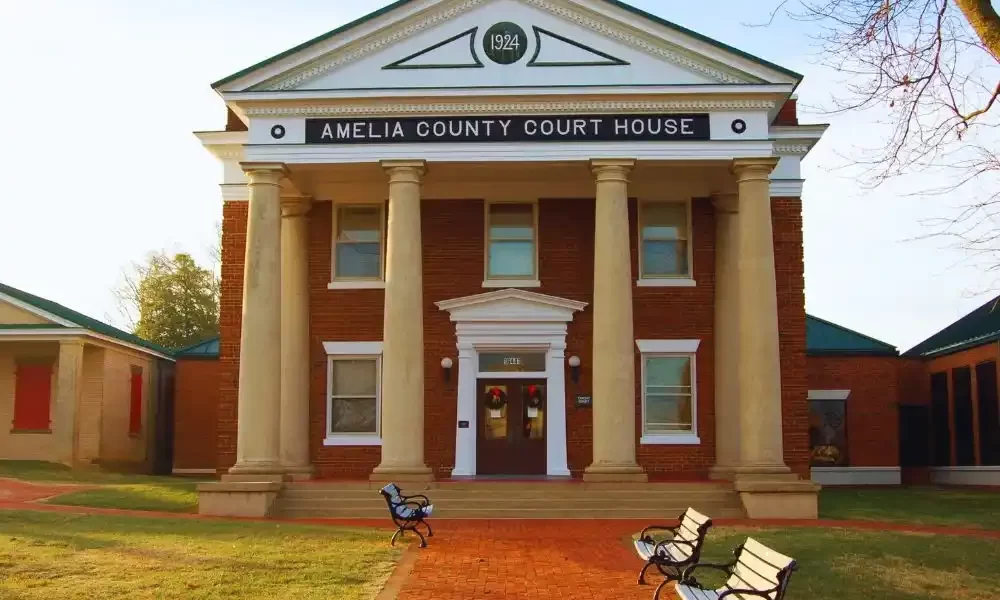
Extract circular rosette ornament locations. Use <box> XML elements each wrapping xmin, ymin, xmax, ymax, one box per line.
<box><xmin>484</xmin><ymin>386</ymin><xmax>507</xmax><ymax>411</ymax></box>
<box><xmin>525</xmin><ymin>384</ymin><xmax>543</xmax><ymax>408</ymax></box>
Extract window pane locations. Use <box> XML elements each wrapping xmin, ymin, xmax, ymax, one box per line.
<box><xmin>642</xmin><ymin>203</ymin><xmax>687</xmax><ymax>240</ymax></box>
<box><xmin>642</xmin><ymin>240</ymin><xmax>689</xmax><ymax>277</ymax></box>
<box><xmin>331</xmin><ymin>360</ymin><xmax>377</xmax><ymax>396</ymax></box>
<box><xmin>331</xmin><ymin>397</ymin><xmax>377</xmax><ymax>433</ymax></box>
<box><xmin>646</xmin><ymin>357</ymin><xmax>691</xmax><ymax>388</ymax></box>
<box><xmin>809</xmin><ymin>399</ymin><xmax>848</xmax><ymax>466</ymax></box>
<box><xmin>338</xmin><ymin>206</ymin><xmax>380</xmax><ymax>243</ymax></box>
<box><xmin>336</xmin><ymin>243</ymin><xmax>381</xmax><ymax>278</ymax></box>
<box><xmin>489</xmin><ymin>204</ymin><xmax>533</xmax><ymax>240</ymax></box>
<box><xmin>488</xmin><ymin>241</ymin><xmax>534</xmax><ymax>277</ymax></box>
<box><xmin>646</xmin><ymin>395</ymin><xmax>692</xmax><ymax>432</ymax></box>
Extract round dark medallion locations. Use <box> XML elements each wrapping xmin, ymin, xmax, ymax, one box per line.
<box><xmin>270</xmin><ymin>124</ymin><xmax>286</xmax><ymax>140</ymax></box>
<box><xmin>483</xmin><ymin>22</ymin><xmax>528</xmax><ymax>65</ymax></box>
<box><xmin>730</xmin><ymin>119</ymin><xmax>747</xmax><ymax>135</ymax></box>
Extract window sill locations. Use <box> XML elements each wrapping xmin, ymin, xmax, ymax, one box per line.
<box><xmin>482</xmin><ymin>279</ymin><xmax>541</xmax><ymax>289</ymax></box>
<box><xmin>129</xmin><ymin>432</ymin><xmax>141</xmax><ymax>439</ymax></box>
<box><xmin>636</xmin><ymin>278</ymin><xmax>696</xmax><ymax>288</ymax></box>
<box><xmin>328</xmin><ymin>280</ymin><xmax>386</xmax><ymax>290</ymax></box>
<box><xmin>323</xmin><ymin>435</ymin><xmax>381</xmax><ymax>446</ymax></box>
<box><xmin>640</xmin><ymin>434</ymin><xmax>701</xmax><ymax>445</ymax></box>
<box><xmin>10</xmin><ymin>428</ymin><xmax>51</xmax><ymax>435</ymax></box>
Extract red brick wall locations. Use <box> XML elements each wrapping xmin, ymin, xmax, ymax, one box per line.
<box><xmin>806</xmin><ymin>356</ymin><xmax>900</xmax><ymax>467</ymax></box>
<box><xmin>173</xmin><ymin>358</ymin><xmax>219</xmax><ymax>470</ymax></box>
<box><xmin>774</xmin><ymin>99</ymin><xmax>799</xmax><ymax>126</ymax></box>
<box><xmin>216</xmin><ymin>194</ymin><xmax>810</xmax><ymax>480</ymax></box>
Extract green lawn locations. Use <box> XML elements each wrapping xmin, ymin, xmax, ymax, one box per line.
<box><xmin>650</xmin><ymin>526</ymin><xmax>1000</xmax><ymax>600</ymax></box>
<box><xmin>820</xmin><ymin>487</ymin><xmax>1000</xmax><ymax>530</ymax></box>
<box><xmin>0</xmin><ymin>510</ymin><xmax>401</xmax><ymax>600</ymax></box>
<box><xmin>0</xmin><ymin>460</ymin><xmax>199</xmax><ymax>485</ymax></box>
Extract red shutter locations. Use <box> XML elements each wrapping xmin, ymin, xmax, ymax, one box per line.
<box><xmin>14</xmin><ymin>364</ymin><xmax>52</xmax><ymax>431</ymax></box>
<box><xmin>129</xmin><ymin>368</ymin><xmax>143</xmax><ymax>435</ymax></box>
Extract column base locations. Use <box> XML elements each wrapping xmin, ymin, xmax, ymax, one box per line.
<box><xmin>225</xmin><ymin>460</ymin><xmax>288</xmax><ymax>483</ymax></box>
<box><xmin>708</xmin><ymin>465</ymin><xmax>738</xmax><ymax>481</ymax></box>
<box><xmin>370</xmin><ymin>465</ymin><xmax>435</xmax><ymax>484</ymax></box>
<box><xmin>582</xmin><ymin>463</ymin><xmax>647</xmax><ymax>483</ymax></box>
<box><xmin>197</xmin><ymin>482</ymin><xmax>282</xmax><ymax>517</ymax></box>
<box><xmin>282</xmin><ymin>464</ymin><xmax>315</xmax><ymax>481</ymax></box>
<box><xmin>733</xmin><ymin>474</ymin><xmax>820</xmax><ymax>519</ymax></box>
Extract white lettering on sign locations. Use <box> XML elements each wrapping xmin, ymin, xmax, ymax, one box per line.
<box><xmin>503</xmin><ymin>357</ymin><xmax>522</xmax><ymax>366</ymax></box>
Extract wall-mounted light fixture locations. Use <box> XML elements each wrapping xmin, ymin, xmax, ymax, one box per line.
<box><xmin>568</xmin><ymin>355</ymin><xmax>581</xmax><ymax>384</ymax></box>
<box><xmin>441</xmin><ymin>357</ymin><xmax>454</xmax><ymax>382</ymax></box>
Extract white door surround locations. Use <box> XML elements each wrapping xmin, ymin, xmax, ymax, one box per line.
<box><xmin>436</xmin><ymin>288</ymin><xmax>587</xmax><ymax>477</ymax></box>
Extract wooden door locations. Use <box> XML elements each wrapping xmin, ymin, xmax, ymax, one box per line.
<box><xmin>477</xmin><ymin>379</ymin><xmax>547</xmax><ymax>475</ymax></box>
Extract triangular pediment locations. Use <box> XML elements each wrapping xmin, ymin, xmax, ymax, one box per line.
<box><xmin>214</xmin><ymin>0</ymin><xmax>800</xmax><ymax>93</ymax></box>
<box><xmin>436</xmin><ymin>289</ymin><xmax>587</xmax><ymax>322</ymax></box>
<box><xmin>0</xmin><ymin>295</ymin><xmax>70</xmax><ymax>327</ymax></box>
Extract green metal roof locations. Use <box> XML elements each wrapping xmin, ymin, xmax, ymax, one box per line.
<box><xmin>903</xmin><ymin>295</ymin><xmax>1000</xmax><ymax>359</ymax></box>
<box><xmin>805</xmin><ymin>314</ymin><xmax>898</xmax><ymax>357</ymax></box>
<box><xmin>212</xmin><ymin>0</ymin><xmax>802</xmax><ymax>89</ymax></box>
<box><xmin>0</xmin><ymin>282</ymin><xmax>174</xmax><ymax>358</ymax></box>
<box><xmin>175</xmin><ymin>337</ymin><xmax>220</xmax><ymax>359</ymax></box>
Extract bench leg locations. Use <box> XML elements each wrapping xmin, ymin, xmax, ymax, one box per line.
<box><xmin>637</xmin><ymin>561</ymin><xmax>654</xmax><ymax>585</ymax></box>
<box><xmin>422</xmin><ymin>521</ymin><xmax>434</xmax><ymax>538</ymax></box>
<box><xmin>390</xmin><ymin>527</ymin><xmax>405</xmax><ymax>546</ymax></box>
<box><xmin>412</xmin><ymin>526</ymin><xmax>428</xmax><ymax>548</ymax></box>
<box><xmin>653</xmin><ymin>578</ymin><xmax>671</xmax><ymax>600</ymax></box>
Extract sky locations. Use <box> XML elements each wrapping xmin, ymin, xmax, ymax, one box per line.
<box><xmin>0</xmin><ymin>0</ymin><xmax>996</xmax><ymax>351</ymax></box>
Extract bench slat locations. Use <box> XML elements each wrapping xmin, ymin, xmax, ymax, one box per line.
<box><xmin>675</xmin><ymin>584</ymin><xmax>720</xmax><ymax>600</ymax></box>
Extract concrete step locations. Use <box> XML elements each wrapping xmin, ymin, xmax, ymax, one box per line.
<box><xmin>275</xmin><ymin>497</ymin><xmax>741</xmax><ymax>510</ymax></box>
<box><xmin>279</xmin><ymin>488</ymin><xmax>736</xmax><ymax>500</ymax></box>
<box><xmin>287</xmin><ymin>481</ymin><xmax>731</xmax><ymax>491</ymax></box>
<box><xmin>272</xmin><ymin>506</ymin><xmax>746</xmax><ymax>519</ymax></box>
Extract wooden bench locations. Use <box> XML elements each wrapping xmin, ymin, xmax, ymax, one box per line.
<box><xmin>379</xmin><ymin>483</ymin><xmax>434</xmax><ymax>547</ymax></box>
<box><xmin>633</xmin><ymin>507</ymin><xmax>713</xmax><ymax>599</ymax></box>
<box><xmin>675</xmin><ymin>537</ymin><xmax>797</xmax><ymax>600</ymax></box>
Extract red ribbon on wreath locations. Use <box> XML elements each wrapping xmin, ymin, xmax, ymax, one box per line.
<box><xmin>525</xmin><ymin>384</ymin><xmax>543</xmax><ymax>408</ymax></box>
<box><xmin>485</xmin><ymin>386</ymin><xmax>507</xmax><ymax>410</ymax></box>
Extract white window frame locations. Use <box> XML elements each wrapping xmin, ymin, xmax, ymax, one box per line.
<box><xmin>328</xmin><ymin>201</ymin><xmax>387</xmax><ymax>290</ymax></box>
<box><xmin>636</xmin><ymin>198</ymin><xmax>696</xmax><ymax>287</ymax></box>
<box><xmin>637</xmin><ymin>339</ymin><xmax>701</xmax><ymax>444</ymax></box>
<box><xmin>323</xmin><ymin>341</ymin><xmax>383</xmax><ymax>446</ymax></box>
<box><xmin>482</xmin><ymin>199</ymin><xmax>541</xmax><ymax>288</ymax></box>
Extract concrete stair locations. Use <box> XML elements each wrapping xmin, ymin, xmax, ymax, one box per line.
<box><xmin>272</xmin><ymin>481</ymin><xmax>745</xmax><ymax>519</ymax></box>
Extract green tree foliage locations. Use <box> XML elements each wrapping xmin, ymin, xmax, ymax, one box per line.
<box><xmin>116</xmin><ymin>252</ymin><xmax>219</xmax><ymax>350</ymax></box>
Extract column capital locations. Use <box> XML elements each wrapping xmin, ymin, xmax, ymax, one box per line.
<box><xmin>280</xmin><ymin>196</ymin><xmax>312</xmax><ymax>218</ymax></box>
<box><xmin>731</xmin><ymin>157</ymin><xmax>779</xmax><ymax>183</ymax></box>
<box><xmin>590</xmin><ymin>159</ymin><xmax>635</xmax><ymax>183</ymax></box>
<box><xmin>381</xmin><ymin>160</ymin><xmax>426</xmax><ymax>184</ymax></box>
<box><xmin>711</xmin><ymin>193</ymin><xmax>740</xmax><ymax>214</ymax></box>
<box><xmin>58</xmin><ymin>338</ymin><xmax>86</xmax><ymax>350</ymax></box>
<box><xmin>241</xmin><ymin>162</ymin><xmax>288</xmax><ymax>185</ymax></box>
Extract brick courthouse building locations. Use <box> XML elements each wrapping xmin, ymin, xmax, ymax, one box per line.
<box><xmin>195</xmin><ymin>0</ymin><xmax>829</xmax><ymax>518</ymax></box>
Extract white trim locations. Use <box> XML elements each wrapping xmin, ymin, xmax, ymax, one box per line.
<box><xmin>0</xmin><ymin>328</ymin><xmax>174</xmax><ymax>362</ymax></box>
<box><xmin>323</xmin><ymin>341</ymin><xmax>384</xmax><ymax>355</ymax></box>
<box><xmin>244</xmin><ymin>140</ymin><xmax>776</xmax><ymax>165</ymax></box>
<box><xmin>929</xmin><ymin>466</ymin><xmax>1000</xmax><ymax>486</ymax></box>
<box><xmin>811</xmin><ymin>466</ymin><xmax>901</xmax><ymax>486</ymax></box>
<box><xmin>323</xmin><ymin>435</ymin><xmax>382</xmax><ymax>446</ymax></box>
<box><xmin>808</xmin><ymin>389</ymin><xmax>851</xmax><ymax>401</ymax></box>
<box><xmin>482</xmin><ymin>279</ymin><xmax>541</xmax><ymax>289</ymax></box>
<box><xmin>171</xmin><ymin>468</ymin><xmax>216</xmax><ymax>475</ymax></box>
<box><xmin>769</xmin><ymin>180</ymin><xmax>803</xmax><ymax>197</ymax></box>
<box><xmin>636</xmin><ymin>278</ymin><xmax>697</xmax><ymax>287</ymax></box>
<box><xmin>327</xmin><ymin>281</ymin><xmax>386</xmax><ymax>290</ymax></box>
<box><xmin>0</xmin><ymin>292</ymin><xmax>80</xmax><ymax>327</ymax></box>
<box><xmin>637</xmin><ymin>339</ymin><xmax>701</xmax><ymax>353</ymax></box>
<box><xmin>641</xmin><ymin>434</ymin><xmax>702</xmax><ymax>445</ymax></box>
<box><xmin>436</xmin><ymin>288</ymin><xmax>588</xmax><ymax>314</ymax></box>
<box><xmin>0</xmin><ymin>328</ymin><xmax>86</xmax><ymax>337</ymax></box>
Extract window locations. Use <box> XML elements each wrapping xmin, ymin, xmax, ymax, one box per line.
<box><xmin>638</xmin><ymin>200</ymin><xmax>692</xmax><ymax>284</ymax></box>
<box><xmin>485</xmin><ymin>202</ymin><xmax>538</xmax><ymax>285</ymax></box>
<box><xmin>129</xmin><ymin>366</ymin><xmax>143</xmax><ymax>436</ymax></box>
<box><xmin>808</xmin><ymin>390</ymin><xmax>849</xmax><ymax>467</ymax></box>
<box><xmin>637</xmin><ymin>340</ymin><xmax>700</xmax><ymax>444</ymax></box>
<box><xmin>324</xmin><ymin>342</ymin><xmax>382</xmax><ymax>445</ymax></box>
<box><xmin>331</xmin><ymin>204</ymin><xmax>384</xmax><ymax>285</ymax></box>
<box><xmin>13</xmin><ymin>363</ymin><xmax>52</xmax><ymax>432</ymax></box>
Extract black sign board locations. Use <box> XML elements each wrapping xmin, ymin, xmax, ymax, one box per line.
<box><xmin>575</xmin><ymin>395</ymin><xmax>593</xmax><ymax>408</ymax></box>
<box><xmin>303</xmin><ymin>114</ymin><xmax>710</xmax><ymax>144</ymax></box>
<box><xmin>458</xmin><ymin>420</ymin><xmax>470</xmax><ymax>429</ymax></box>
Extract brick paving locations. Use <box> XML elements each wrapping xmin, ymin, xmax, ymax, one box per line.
<box><xmin>0</xmin><ymin>478</ymin><xmax>88</xmax><ymax>503</ymax></box>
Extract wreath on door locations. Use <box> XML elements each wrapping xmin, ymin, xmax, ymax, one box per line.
<box><xmin>525</xmin><ymin>384</ymin><xmax>543</xmax><ymax>408</ymax></box>
<box><xmin>484</xmin><ymin>386</ymin><xmax>507</xmax><ymax>410</ymax></box>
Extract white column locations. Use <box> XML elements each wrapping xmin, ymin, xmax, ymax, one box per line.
<box><xmin>280</xmin><ymin>196</ymin><xmax>313</xmax><ymax>480</ymax></box>
<box><xmin>452</xmin><ymin>342</ymin><xmax>477</xmax><ymax>477</ymax></box>
<box><xmin>710</xmin><ymin>193</ymin><xmax>741</xmax><ymax>480</ymax></box>
<box><xmin>545</xmin><ymin>341</ymin><xmax>570</xmax><ymax>477</ymax></box>
<box><xmin>227</xmin><ymin>163</ymin><xmax>285</xmax><ymax>481</ymax></box>
<box><xmin>55</xmin><ymin>339</ymin><xmax>84</xmax><ymax>465</ymax></box>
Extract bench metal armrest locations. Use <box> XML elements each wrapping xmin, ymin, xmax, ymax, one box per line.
<box><xmin>639</xmin><ymin>524</ymin><xmax>679</xmax><ymax>542</ymax></box>
<box><xmin>680</xmin><ymin>561</ymin><xmax>736</xmax><ymax>583</ymax></box>
<box><xmin>402</xmin><ymin>494</ymin><xmax>430</xmax><ymax>506</ymax></box>
<box><xmin>719</xmin><ymin>586</ymin><xmax>780</xmax><ymax>599</ymax></box>
<box><xmin>653</xmin><ymin>537</ymin><xmax>697</xmax><ymax>558</ymax></box>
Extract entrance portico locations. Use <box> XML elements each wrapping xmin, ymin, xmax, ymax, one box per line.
<box><xmin>196</xmin><ymin>0</ymin><xmax>825</xmax><ymax>519</ymax></box>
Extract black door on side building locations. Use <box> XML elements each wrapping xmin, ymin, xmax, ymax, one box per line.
<box><xmin>899</xmin><ymin>405</ymin><xmax>931</xmax><ymax>468</ymax></box>
<box><xmin>476</xmin><ymin>379</ymin><xmax>547</xmax><ymax>476</ymax></box>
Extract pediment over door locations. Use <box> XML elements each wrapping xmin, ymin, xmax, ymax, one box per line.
<box><xmin>436</xmin><ymin>288</ymin><xmax>587</xmax><ymax>323</ymax></box>
<box><xmin>214</xmin><ymin>0</ymin><xmax>800</xmax><ymax>93</ymax></box>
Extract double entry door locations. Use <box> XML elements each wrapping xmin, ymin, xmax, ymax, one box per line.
<box><xmin>476</xmin><ymin>379</ymin><xmax>547</xmax><ymax>475</ymax></box>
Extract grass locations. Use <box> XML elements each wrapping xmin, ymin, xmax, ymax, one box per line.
<box><xmin>0</xmin><ymin>460</ymin><xmax>199</xmax><ymax>485</ymax></box>
<box><xmin>43</xmin><ymin>482</ymin><xmax>199</xmax><ymax>513</ymax></box>
<box><xmin>649</xmin><ymin>526</ymin><xmax>1000</xmax><ymax>600</ymax></box>
<box><xmin>820</xmin><ymin>487</ymin><xmax>1000</xmax><ymax>530</ymax></box>
<box><xmin>0</xmin><ymin>510</ymin><xmax>401</xmax><ymax>600</ymax></box>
